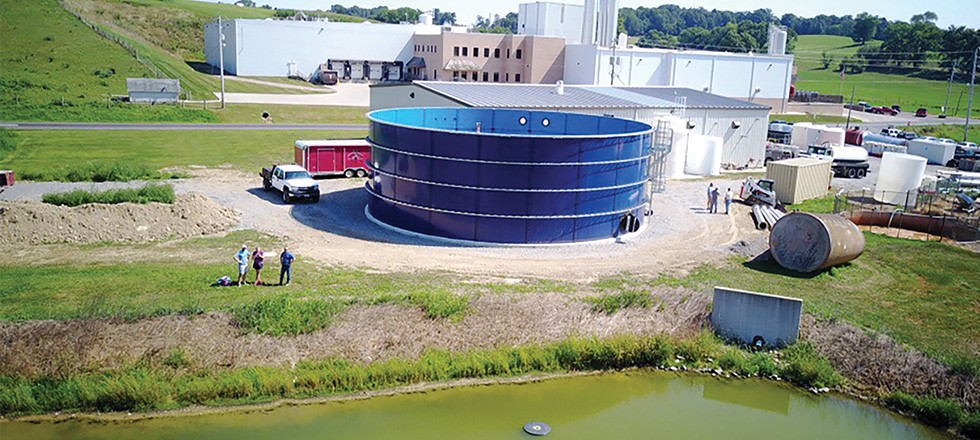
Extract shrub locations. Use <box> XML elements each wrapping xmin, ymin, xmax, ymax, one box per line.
<box><xmin>408</xmin><ymin>289</ymin><xmax>469</xmax><ymax>320</ymax></box>
<box><xmin>24</xmin><ymin>162</ymin><xmax>173</xmax><ymax>182</ymax></box>
<box><xmin>585</xmin><ymin>290</ymin><xmax>653</xmax><ymax>314</ymax></box>
<box><xmin>884</xmin><ymin>392</ymin><xmax>966</xmax><ymax>429</ymax></box>
<box><xmin>961</xmin><ymin>412</ymin><xmax>980</xmax><ymax>439</ymax></box>
<box><xmin>42</xmin><ymin>183</ymin><xmax>176</xmax><ymax>206</ymax></box>
<box><xmin>779</xmin><ymin>342</ymin><xmax>842</xmax><ymax>388</ymax></box>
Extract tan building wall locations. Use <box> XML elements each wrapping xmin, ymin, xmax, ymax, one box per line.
<box><xmin>410</xmin><ymin>32</ymin><xmax>564</xmax><ymax>84</ymax></box>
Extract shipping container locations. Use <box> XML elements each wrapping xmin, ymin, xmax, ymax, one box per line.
<box><xmin>906</xmin><ymin>139</ymin><xmax>956</xmax><ymax>165</ymax></box>
<box><xmin>294</xmin><ymin>139</ymin><xmax>372</xmax><ymax>178</ymax></box>
<box><xmin>765</xmin><ymin>158</ymin><xmax>833</xmax><ymax>204</ymax></box>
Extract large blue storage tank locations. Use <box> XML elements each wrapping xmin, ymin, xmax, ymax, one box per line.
<box><xmin>365</xmin><ymin>108</ymin><xmax>655</xmax><ymax>244</ymax></box>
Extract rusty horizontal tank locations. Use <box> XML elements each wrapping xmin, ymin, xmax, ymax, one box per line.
<box><xmin>769</xmin><ymin>212</ymin><xmax>865</xmax><ymax>273</ymax></box>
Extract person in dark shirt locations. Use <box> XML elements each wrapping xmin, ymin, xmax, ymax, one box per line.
<box><xmin>279</xmin><ymin>247</ymin><xmax>295</xmax><ymax>286</ymax></box>
<box><xmin>251</xmin><ymin>246</ymin><xmax>265</xmax><ymax>285</ymax></box>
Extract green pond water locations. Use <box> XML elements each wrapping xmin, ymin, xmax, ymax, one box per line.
<box><xmin>1</xmin><ymin>371</ymin><xmax>949</xmax><ymax>440</ymax></box>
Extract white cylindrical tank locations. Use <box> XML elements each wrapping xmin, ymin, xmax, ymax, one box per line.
<box><xmin>831</xmin><ymin>145</ymin><xmax>869</xmax><ymax>162</ymax></box>
<box><xmin>807</xmin><ymin>124</ymin><xmax>827</xmax><ymax>147</ymax></box>
<box><xmin>790</xmin><ymin>122</ymin><xmax>812</xmax><ymax>148</ymax></box>
<box><xmin>706</xmin><ymin>136</ymin><xmax>723</xmax><ymax>175</ymax></box>
<box><xmin>664</xmin><ymin>117</ymin><xmax>689</xmax><ymax>179</ymax></box>
<box><xmin>874</xmin><ymin>152</ymin><xmax>927</xmax><ymax>206</ymax></box>
<box><xmin>685</xmin><ymin>134</ymin><xmax>707</xmax><ymax>175</ymax></box>
<box><xmin>768</xmin><ymin>26</ymin><xmax>788</xmax><ymax>55</ymax></box>
<box><xmin>419</xmin><ymin>12</ymin><xmax>432</xmax><ymax>26</ymax></box>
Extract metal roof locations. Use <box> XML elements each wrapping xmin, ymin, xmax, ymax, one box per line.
<box><xmin>126</xmin><ymin>78</ymin><xmax>180</xmax><ymax>94</ymax></box>
<box><xmin>413</xmin><ymin>81</ymin><xmax>769</xmax><ymax>111</ymax></box>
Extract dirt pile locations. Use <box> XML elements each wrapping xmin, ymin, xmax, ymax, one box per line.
<box><xmin>0</xmin><ymin>193</ymin><xmax>238</xmax><ymax>244</ymax></box>
<box><xmin>0</xmin><ymin>290</ymin><xmax>710</xmax><ymax>377</ymax></box>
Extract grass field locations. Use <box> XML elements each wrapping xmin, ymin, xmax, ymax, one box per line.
<box><xmin>0</xmin><ymin>129</ymin><xmax>367</xmax><ymax>176</ymax></box>
<box><xmin>794</xmin><ymin>35</ymin><xmax>975</xmax><ymax>118</ymax></box>
<box><xmin>594</xmin><ymin>233</ymin><xmax>980</xmax><ymax>371</ymax></box>
<box><xmin>212</xmin><ymin>104</ymin><xmax>369</xmax><ymax>125</ymax></box>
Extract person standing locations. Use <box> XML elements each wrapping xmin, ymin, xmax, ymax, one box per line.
<box><xmin>279</xmin><ymin>247</ymin><xmax>295</xmax><ymax>286</ymax></box>
<box><xmin>724</xmin><ymin>188</ymin><xmax>734</xmax><ymax>215</ymax></box>
<box><xmin>234</xmin><ymin>245</ymin><xmax>250</xmax><ymax>287</ymax></box>
<box><xmin>706</xmin><ymin>183</ymin><xmax>714</xmax><ymax>211</ymax></box>
<box><xmin>709</xmin><ymin>186</ymin><xmax>720</xmax><ymax>214</ymax></box>
<box><xmin>251</xmin><ymin>246</ymin><xmax>265</xmax><ymax>286</ymax></box>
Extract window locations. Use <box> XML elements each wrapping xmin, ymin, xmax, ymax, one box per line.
<box><xmin>462</xmin><ymin>47</ymin><xmax>468</xmax><ymax>56</ymax></box>
<box><xmin>493</xmin><ymin>72</ymin><xmax>499</xmax><ymax>82</ymax></box>
<box><xmin>507</xmin><ymin>48</ymin><xmax>511</xmax><ymax>58</ymax></box>
<box><xmin>483</xmin><ymin>72</ymin><xmax>489</xmax><ymax>81</ymax></box>
<box><xmin>471</xmin><ymin>72</ymin><xmax>477</xmax><ymax>81</ymax></box>
<box><xmin>473</xmin><ymin>47</ymin><xmax>478</xmax><ymax>57</ymax></box>
<box><xmin>494</xmin><ymin>48</ymin><xmax>500</xmax><ymax>58</ymax></box>
<box><xmin>516</xmin><ymin>49</ymin><xmax>522</xmax><ymax>59</ymax></box>
<box><xmin>433</xmin><ymin>69</ymin><xmax>438</xmax><ymax>79</ymax></box>
<box><xmin>505</xmin><ymin>73</ymin><xmax>510</xmax><ymax>82</ymax></box>
<box><xmin>515</xmin><ymin>73</ymin><xmax>521</xmax><ymax>82</ymax></box>
<box><xmin>453</xmin><ymin>46</ymin><xmax>459</xmax><ymax>56</ymax></box>
<box><xmin>484</xmin><ymin>48</ymin><xmax>490</xmax><ymax>57</ymax></box>
<box><xmin>453</xmin><ymin>71</ymin><xmax>459</xmax><ymax>79</ymax></box>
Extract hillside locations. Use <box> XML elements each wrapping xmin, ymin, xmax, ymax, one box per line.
<box><xmin>793</xmin><ymin>35</ymin><xmax>973</xmax><ymax>116</ymax></box>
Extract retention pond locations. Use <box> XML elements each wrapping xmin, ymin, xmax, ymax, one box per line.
<box><xmin>2</xmin><ymin>371</ymin><xmax>949</xmax><ymax>439</ymax></box>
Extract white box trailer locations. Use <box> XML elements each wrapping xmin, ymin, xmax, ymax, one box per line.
<box><xmin>906</xmin><ymin>140</ymin><xmax>955</xmax><ymax>166</ymax></box>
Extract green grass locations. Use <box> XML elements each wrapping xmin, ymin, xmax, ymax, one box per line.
<box><xmin>0</xmin><ymin>333</ymin><xmax>838</xmax><ymax>416</ymax></box>
<box><xmin>778</xmin><ymin>342</ymin><xmax>843</xmax><ymax>389</ymax></box>
<box><xmin>884</xmin><ymin>392</ymin><xmax>968</xmax><ymax>429</ymax></box>
<box><xmin>786</xmin><ymin>194</ymin><xmax>838</xmax><ymax>213</ymax></box>
<box><xmin>212</xmin><ymin>104</ymin><xmax>369</xmax><ymax>125</ymax></box>
<box><xmin>233</xmin><ymin>295</ymin><xmax>351</xmax><ymax>336</ymax></box>
<box><xmin>0</xmin><ymin>129</ymin><xmax>367</xmax><ymax>178</ymax></box>
<box><xmin>770</xmin><ymin>114</ymin><xmax>857</xmax><ymax>124</ymax></box>
<box><xmin>585</xmin><ymin>290</ymin><xmax>653</xmax><ymax>314</ymax></box>
<box><xmin>592</xmin><ymin>233</ymin><xmax>980</xmax><ymax>371</ymax></box>
<box><xmin>794</xmin><ymin>35</ymin><xmax>975</xmax><ymax>118</ymax></box>
<box><xmin>42</xmin><ymin>183</ymin><xmax>175</xmax><ymax>206</ymax></box>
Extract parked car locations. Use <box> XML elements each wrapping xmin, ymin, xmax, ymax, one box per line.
<box><xmin>959</xmin><ymin>141</ymin><xmax>979</xmax><ymax>152</ymax></box>
<box><xmin>901</xmin><ymin>131</ymin><xmax>918</xmax><ymax>140</ymax></box>
<box><xmin>844</xmin><ymin>102</ymin><xmax>873</xmax><ymax>112</ymax></box>
<box><xmin>921</xmin><ymin>136</ymin><xmax>938</xmax><ymax>142</ymax></box>
<box><xmin>938</xmin><ymin>138</ymin><xmax>957</xmax><ymax>146</ymax></box>
<box><xmin>871</xmin><ymin>106</ymin><xmax>898</xmax><ymax>116</ymax></box>
<box><xmin>891</xmin><ymin>105</ymin><xmax>902</xmax><ymax>112</ymax></box>
<box><xmin>260</xmin><ymin>164</ymin><xmax>320</xmax><ymax>204</ymax></box>
<box><xmin>915</xmin><ymin>108</ymin><xmax>928</xmax><ymax>117</ymax></box>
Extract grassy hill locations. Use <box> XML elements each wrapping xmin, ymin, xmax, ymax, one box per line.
<box><xmin>794</xmin><ymin>35</ymin><xmax>974</xmax><ymax>117</ymax></box>
<box><xmin>0</xmin><ymin>0</ymin><xmax>368</xmax><ymax>122</ymax></box>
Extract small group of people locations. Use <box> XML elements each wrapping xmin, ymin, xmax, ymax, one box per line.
<box><xmin>706</xmin><ymin>183</ymin><xmax>734</xmax><ymax>215</ymax></box>
<box><xmin>234</xmin><ymin>245</ymin><xmax>295</xmax><ymax>286</ymax></box>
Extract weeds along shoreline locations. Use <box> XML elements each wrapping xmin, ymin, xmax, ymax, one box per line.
<box><xmin>2</xmin><ymin>332</ymin><xmax>978</xmax><ymax>437</ymax></box>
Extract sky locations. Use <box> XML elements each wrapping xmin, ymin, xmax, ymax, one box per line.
<box><xmin>211</xmin><ymin>0</ymin><xmax>979</xmax><ymax>29</ymax></box>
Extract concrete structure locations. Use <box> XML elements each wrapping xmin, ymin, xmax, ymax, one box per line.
<box><xmin>518</xmin><ymin>2</ymin><xmax>584</xmax><ymax>44</ymax></box>
<box><xmin>126</xmin><ymin>78</ymin><xmax>180</xmax><ymax>103</ymax></box>
<box><xmin>204</xmin><ymin>19</ymin><xmax>463</xmax><ymax>77</ymax></box>
<box><xmin>711</xmin><ymin>287</ymin><xmax>802</xmax><ymax>348</ymax></box>
<box><xmin>370</xmin><ymin>82</ymin><xmax>770</xmax><ymax>168</ymax></box>
<box><xmin>409</xmin><ymin>31</ymin><xmax>565</xmax><ymax>83</ymax></box>
<box><xmin>563</xmin><ymin>46</ymin><xmax>794</xmax><ymax>110</ymax></box>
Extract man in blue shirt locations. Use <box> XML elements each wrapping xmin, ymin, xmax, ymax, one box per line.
<box><xmin>235</xmin><ymin>245</ymin><xmax>250</xmax><ymax>287</ymax></box>
<box><xmin>279</xmin><ymin>247</ymin><xmax>295</xmax><ymax>286</ymax></box>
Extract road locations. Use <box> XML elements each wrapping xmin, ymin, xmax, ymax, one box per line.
<box><xmin>0</xmin><ymin>122</ymin><xmax>368</xmax><ymax>131</ymax></box>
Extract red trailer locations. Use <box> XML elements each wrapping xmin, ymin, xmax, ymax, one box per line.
<box><xmin>294</xmin><ymin>139</ymin><xmax>372</xmax><ymax>178</ymax></box>
<box><xmin>0</xmin><ymin>170</ymin><xmax>14</xmax><ymax>188</ymax></box>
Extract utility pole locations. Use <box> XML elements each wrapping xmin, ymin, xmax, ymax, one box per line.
<box><xmin>966</xmin><ymin>46</ymin><xmax>977</xmax><ymax>142</ymax></box>
<box><xmin>218</xmin><ymin>16</ymin><xmax>226</xmax><ymax>109</ymax></box>
<box><xmin>943</xmin><ymin>60</ymin><xmax>957</xmax><ymax>116</ymax></box>
<box><xmin>845</xmin><ymin>85</ymin><xmax>855</xmax><ymax>130</ymax></box>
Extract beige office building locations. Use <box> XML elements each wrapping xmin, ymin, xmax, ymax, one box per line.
<box><xmin>409</xmin><ymin>31</ymin><xmax>564</xmax><ymax>84</ymax></box>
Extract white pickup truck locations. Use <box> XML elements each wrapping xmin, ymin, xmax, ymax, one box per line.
<box><xmin>260</xmin><ymin>164</ymin><xmax>320</xmax><ymax>203</ymax></box>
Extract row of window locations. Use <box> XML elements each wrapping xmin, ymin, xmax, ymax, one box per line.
<box><xmin>452</xmin><ymin>71</ymin><xmax>522</xmax><ymax>83</ymax></box>
<box><xmin>452</xmin><ymin>46</ymin><xmax>522</xmax><ymax>59</ymax></box>
<box><xmin>415</xmin><ymin>44</ymin><xmax>437</xmax><ymax>53</ymax></box>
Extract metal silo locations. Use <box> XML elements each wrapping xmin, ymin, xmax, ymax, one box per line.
<box><xmin>365</xmin><ymin>107</ymin><xmax>655</xmax><ymax>244</ymax></box>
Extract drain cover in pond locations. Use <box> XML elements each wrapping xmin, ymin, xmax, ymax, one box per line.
<box><xmin>523</xmin><ymin>421</ymin><xmax>552</xmax><ymax>436</ymax></box>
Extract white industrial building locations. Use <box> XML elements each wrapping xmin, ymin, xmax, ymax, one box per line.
<box><xmin>204</xmin><ymin>15</ymin><xmax>466</xmax><ymax>78</ymax></box>
<box><xmin>371</xmin><ymin>81</ymin><xmax>770</xmax><ymax>169</ymax></box>
<box><xmin>518</xmin><ymin>0</ymin><xmax>795</xmax><ymax>110</ymax></box>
